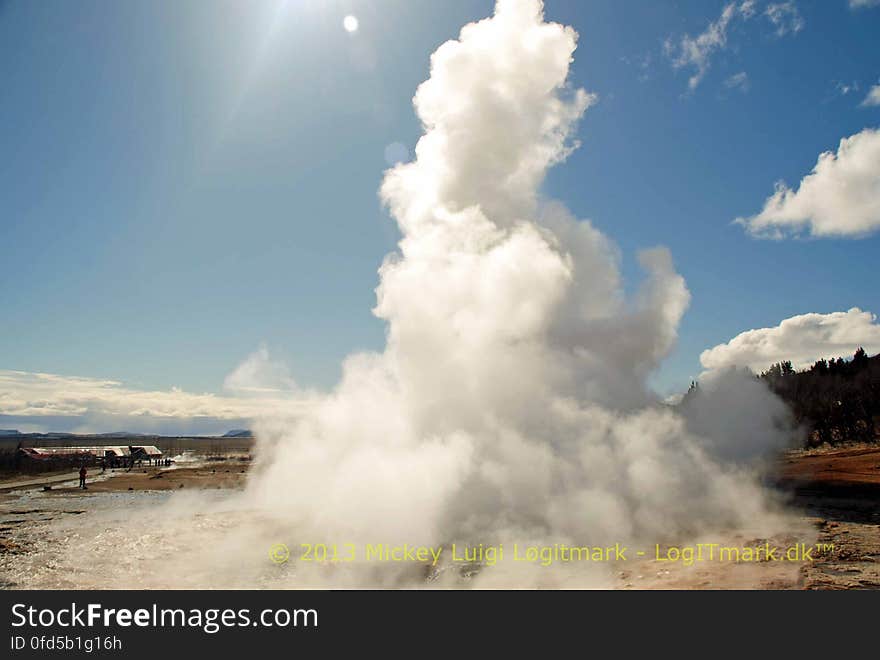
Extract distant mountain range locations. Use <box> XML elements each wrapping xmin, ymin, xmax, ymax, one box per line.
<box><xmin>0</xmin><ymin>430</ymin><xmax>77</xmax><ymax>439</ymax></box>
<box><xmin>0</xmin><ymin>429</ymin><xmax>253</xmax><ymax>439</ymax></box>
<box><xmin>222</xmin><ymin>429</ymin><xmax>253</xmax><ymax>438</ymax></box>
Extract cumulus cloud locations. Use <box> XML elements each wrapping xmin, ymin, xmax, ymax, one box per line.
<box><xmin>664</xmin><ymin>1</ymin><xmax>802</xmax><ymax>92</ymax></box>
<box><xmin>736</xmin><ymin>128</ymin><xmax>880</xmax><ymax>237</ymax></box>
<box><xmin>700</xmin><ymin>308</ymin><xmax>880</xmax><ymax>374</ymax></box>
<box><xmin>0</xmin><ymin>348</ymin><xmax>308</xmax><ymax>433</ymax></box>
<box><xmin>862</xmin><ymin>84</ymin><xmax>880</xmax><ymax>107</ymax></box>
<box><xmin>849</xmin><ymin>0</ymin><xmax>880</xmax><ymax>9</ymax></box>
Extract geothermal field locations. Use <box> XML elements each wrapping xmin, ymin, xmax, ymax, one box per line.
<box><xmin>1</xmin><ymin>443</ymin><xmax>879</xmax><ymax>589</ymax></box>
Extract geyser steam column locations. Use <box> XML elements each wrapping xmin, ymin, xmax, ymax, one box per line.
<box><xmin>248</xmin><ymin>0</ymin><xmax>781</xmax><ymax>564</ymax></box>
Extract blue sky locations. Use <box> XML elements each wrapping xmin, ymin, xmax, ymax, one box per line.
<box><xmin>2</xmin><ymin>0</ymin><xmax>879</xmax><ymax>433</ymax></box>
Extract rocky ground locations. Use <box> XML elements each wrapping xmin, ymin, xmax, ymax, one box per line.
<box><xmin>776</xmin><ymin>446</ymin><xmax>880</xmax><ymax>589</ymax></box>
<box><xmin>0</xmin><ymin>448</ymin><xmax>878</xmax><ymax>589</ymax></box>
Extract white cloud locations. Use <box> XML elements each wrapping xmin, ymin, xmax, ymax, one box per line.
<box><xmin>700</xmin><ymin>308</ymin><xmax>880</xmax><ymax>374</ymax></box>
<box><xmin>736</xmin><ymin>127</ymin><xmax>880</xmax><ymax>238</ymax></box>
<box><xmin>724</xmin><ymin>71</ymin><xmax>750</xmax><ymax>92</ymax></box>
<box><xmin>835</xmin><ymin>80</ymin><xmax>860</xmax><ymax>97</ymax></box>
<box><xmin>862</xmin><ymin>84</ymin><xmax>880</xmax><ymax>107</ymax></box>
<box><xmin>665</xmin><ymin>2</ymin><xmax>753</xmax><ymax>91</ymax></box>
<box><xmin>0</xmin><ymin>349</ymin><xmax>309</xmax><ymax>432</ymax></box>
<box><xmin>764</xmin><ymin>2</ymin><xmax>804</xmax><ymax>37</ymax></box>
<box><xmin>849</xmin><ymin>0</ymin><xmax>880</xmax><ymax>10</ymax></box>
<box><xmin>665</xmin><ymin>2</ymin><xmax>803</xmax><ymax>92</ymax></box>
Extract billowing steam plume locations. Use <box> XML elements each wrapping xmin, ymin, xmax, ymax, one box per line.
<box><xmin>242</xmin><ymin>0</ymin><xmax>793</xmax><ymax>581</ymax></box>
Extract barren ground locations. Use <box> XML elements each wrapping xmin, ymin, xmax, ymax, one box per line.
<box><xmin>1</xmin><ymin>448</ymin><xmax>878</xmax><ymax>589</ymax></box>
<box><xmin>775</xmin><ymin>446</ymin><xmax>880</xmax><ymax>589</ymax></box>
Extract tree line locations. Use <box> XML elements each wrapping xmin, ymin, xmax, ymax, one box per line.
<box><xmin>758</xmin><ymin>348</ymin><xmax>879</xmax><ymax>446</ymax></box>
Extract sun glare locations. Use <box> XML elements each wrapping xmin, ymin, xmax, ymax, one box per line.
<box><xmin>343</xmin><ymin>15</ymin><xmax>359</xmax><ymax>33</ymax></box>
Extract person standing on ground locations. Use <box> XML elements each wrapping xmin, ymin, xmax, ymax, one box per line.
<box><xmin>79</xmin><ymin>464</ymin><xmax>87</xmax><ymax>489</ymax></box>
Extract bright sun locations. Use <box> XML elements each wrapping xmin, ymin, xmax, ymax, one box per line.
<box><xmin>343</xmin><ymin>15</ymin><xmax>359</xmax><ymax>33</ymax></box>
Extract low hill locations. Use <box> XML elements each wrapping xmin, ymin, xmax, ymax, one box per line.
<box><xmin>223</xmin><ymin>429</ymin><xmax>253</xmax><ymax>438</ymax></box>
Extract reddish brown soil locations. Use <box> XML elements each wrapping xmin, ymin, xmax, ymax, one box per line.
<box><xmin>778</xmin><ymin>446</ymin><xmax>880</xmax><ymax>486</ymax></box>
<box><xmin>48</xmin><ymin>465</ymin><xmax>248</xmax><ymax>494</ymax></box>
